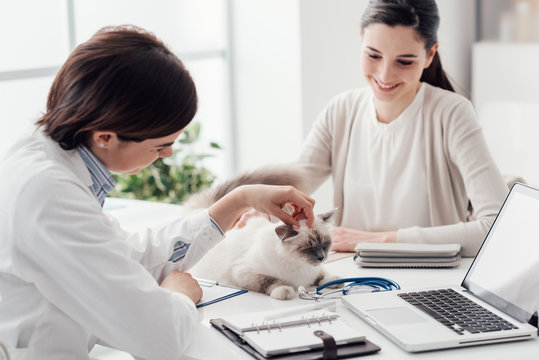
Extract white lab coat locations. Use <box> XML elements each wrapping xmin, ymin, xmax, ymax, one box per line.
<box><xmin>0</xmin><ymin>132</ymin><xmax>224</xmax><ymax>359</ymax></box>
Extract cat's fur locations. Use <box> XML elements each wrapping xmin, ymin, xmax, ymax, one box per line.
<box><xmin>187</xmin><ymin>166</ymin><xmax>340</xmax><ymax>300</ymax></box>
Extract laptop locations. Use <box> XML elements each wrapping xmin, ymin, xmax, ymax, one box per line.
<box><xmin>342</xmin><ymin>182</ymin><xmax>538</xmax><ymax>352</ymax></box>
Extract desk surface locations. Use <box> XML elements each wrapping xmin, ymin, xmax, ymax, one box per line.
<box><xmin>91</xmin><ymin>199</ymin><xmax>539</xmax><ymax>360</ymax></box>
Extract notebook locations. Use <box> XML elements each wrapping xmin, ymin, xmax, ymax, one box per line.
<box><xmin>212</xmin><ymin>303</ymin><xmax>367</xmax><ymax>357</ymax></box>
<box><xmin>342</xmin><ymin>182</ymin><xmax>538</xmax><ymax>352</ymax></box>
<box><xmin>354</xmin><ymin>243</ymin><xmax>461</xmax><ymax>268</ymax></box>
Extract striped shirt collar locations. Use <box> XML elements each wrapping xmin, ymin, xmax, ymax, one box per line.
<box><xmin>76</xmin><ymin>145</ymin><xmax>115</xmax><ymax>206</ymax></box>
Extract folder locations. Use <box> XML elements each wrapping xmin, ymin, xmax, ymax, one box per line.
<box><xmin>209</xmin><ymin>305</ymin><xmax>380</xmax><ymax>359</ymax></box>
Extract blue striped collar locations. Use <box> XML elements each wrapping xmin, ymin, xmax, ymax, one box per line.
<box><xmin>76</xmin><ymin>145</ymin><xmax>115</xmax><ymax>206</ymax></box>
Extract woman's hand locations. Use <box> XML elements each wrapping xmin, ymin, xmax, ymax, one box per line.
<box><xmin>331</xmin><ymin>227</ymin><xmax>397</xmax><ymax>252</ymax></box>
<box><xmin>160</xmin><ymin>271</ymin><xmax>202</xmax><ymax>304</ymax></box>
<box><xmin>232</xmin><ymin>208</ymin><xmax>263</xmax><ymax>229</ymax></box>
<box><xmin>209</xmin><ymin>184</ymin><xmax>315</xmax><ymax>232</ymax></box>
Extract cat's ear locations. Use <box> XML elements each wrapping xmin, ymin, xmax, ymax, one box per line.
<box><xmin>318</xmin><ymin>208</ymin><xmax>337</xmax><ymax>223</ymax></box>
<box><xmin>275</xmin><ymin>225</ymin><xmax>299</xmax><ymax>241</ymax></box>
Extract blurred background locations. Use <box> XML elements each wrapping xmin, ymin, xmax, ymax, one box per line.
<box><xmin>1</xmin><ymin>0</ymin><xmax>538</xmax><ymax>210</ymax></box>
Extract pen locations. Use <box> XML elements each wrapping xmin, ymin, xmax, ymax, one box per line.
<box><xmin>196</xmin><ymin>278</ymin><xmax>218</xmax><ymax>287</ymax></box>
<box><xmin>263</xmin><ymin>300</ymin><xmax>338</xmax><ymax>321</ymax></box>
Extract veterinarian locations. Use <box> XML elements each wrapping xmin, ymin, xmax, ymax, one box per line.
<box><xmin>294</xmin><ymin>0</ymin><xmax>507</xmax><ymax>257</ymax></box>
<box><xmin>0</xmin><ymin>26</ymin><xmax>315</xmax><ymax>360</ymax></box>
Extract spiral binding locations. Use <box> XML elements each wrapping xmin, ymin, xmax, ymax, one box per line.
<box><xmin>251</xmin><ymin>312</ymin><xmax>339</xmax><ymax>334</ymax></box>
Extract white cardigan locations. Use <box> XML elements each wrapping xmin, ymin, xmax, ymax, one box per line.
<box><xmin>296</xmin><ymin>83</ymin><xmax>508</xmax><ymax>257</ymax></box>
<box><xmin>0</xmin><ymin>133</ymin><xmax>223</xmax><ymax>359</ymax></box>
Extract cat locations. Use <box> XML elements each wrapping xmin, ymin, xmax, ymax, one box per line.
<box><xmin>186</xmin><ymin>166</ymin><xmax>341</xmax><ymax>300</ymax></box>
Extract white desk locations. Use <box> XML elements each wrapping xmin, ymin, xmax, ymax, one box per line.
<box><xmin>91</xmin><ymin>199</ymin><xmax>539</xmax><ymax>360</ymax></box>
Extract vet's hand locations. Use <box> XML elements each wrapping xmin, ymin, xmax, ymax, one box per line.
<box><xmin>242</xmin><ymin>184</ymin><xmax>315</xmax><ymax>229</ymax></box>
<box><xmin>160</xmin><ymin>271</ymin><xmax>202</xmax><ymax>304</ymax></box>
<box><xmin>331</xmin><ymin>227</ymin><xmax>397</xmax><ymax>252</ymax></box>
<box><xmin>209</xmin><ymin>184</ymin><xmax>315</xmax><ymax>231</ymax></box>
<box><xmin>233</xmin><ymin>208</ymin><xmax>264</xmax><ymax>228</ymax></box>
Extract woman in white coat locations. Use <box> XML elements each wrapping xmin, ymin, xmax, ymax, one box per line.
<box><xmin>0</xmin><ymin>26</ymin><xmax>315</xmax><ymax>359</ymax></box>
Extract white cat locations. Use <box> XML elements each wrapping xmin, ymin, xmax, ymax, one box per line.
<box><xmin>190</xmin><ymin>212</ymin><xmax>339</xmax><ymax>300</ymax></box>
<box><xmin>187</xmin><ymin>166</ymin><xmax>340</xmax><ymax>300</ymax></box>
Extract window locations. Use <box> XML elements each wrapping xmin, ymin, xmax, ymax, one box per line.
<box><xmin>0</xmin><ymin>0</ymin><xmax>232</xmax><ymax>178</ymax></box>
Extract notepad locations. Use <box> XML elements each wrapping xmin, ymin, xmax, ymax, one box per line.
<box><xmin>217</xmin><ymin>306</ymin><xmax>365</xmax><ymax>357</ymax></box>
<box><xmin>354</xmin><ymin>243</ymin><xmax>461</xmax><ymax>268</ymax></box>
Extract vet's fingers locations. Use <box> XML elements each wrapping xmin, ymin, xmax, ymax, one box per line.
<box><xmin>293</xmin><ymin>210</ymin><xmax>308</xmax><ymax>221</ymax></box>
<box><xmin>269</xmin><ymin>205</ymin><xmax>301</xmax><ymax>229</ymax></box>
<box><xmin>274</xmin><ymin>199</ymin><xmax>315</xmax><ymax>229</ymax></box>
<box><xmin>286</xmin><ymin>192</ymin><xmax>315</xmax><ymax>228</ymax></box>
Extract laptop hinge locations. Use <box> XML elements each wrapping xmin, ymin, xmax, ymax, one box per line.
<box><xmin>528</xmin><ymin>311</ymin><xmax>538</xmax><ymax>332</ymax></box>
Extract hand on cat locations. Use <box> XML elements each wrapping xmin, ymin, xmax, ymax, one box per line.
<box><xmin>233</xmin><ymin>205</ymin><xmax>310</xmax><ymax>229</ymax></box>
<box><xmin>331</xmin><ymin>227</ymin><xmax>397</xmax><ymax>252</ymax></box>
<box><xmin>160</xmin><ymin>271</ymin><xmax>202</xmax><ymax>304</ymax></box>
<box><xmin>241</xmin><ymin>184</ymin><xmax>316</xmax><ymax>229</ymax></box>
<box><xmin>210</xmin><ymin>184</ymin><xmax>315</xmax><ymax>231</ymax></box>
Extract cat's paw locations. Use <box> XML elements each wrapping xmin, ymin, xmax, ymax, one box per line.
<box><xmin>270</xmin><ymin>285</ymin><xmax>296</xmax><ymax>300</ymax></box>
<box><xmin>319</xmin><ymin>273</ymin><xmax>343</xmax><ymax>288</ymax></box>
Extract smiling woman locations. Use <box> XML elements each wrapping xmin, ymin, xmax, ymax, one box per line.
<box><xmin>279</xmin><ymin>0</ymin><xmax>509</xmax><ymax>258</ymax></box>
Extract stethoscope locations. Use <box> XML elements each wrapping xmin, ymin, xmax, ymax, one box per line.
<box><xmin>298</xmin><ymin>277</ymin><xmax>400</xmax><ymax>300</ymax></box>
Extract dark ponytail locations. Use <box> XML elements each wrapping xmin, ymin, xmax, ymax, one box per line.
<box><xmin>360</xmin><ymin>0</ymin><xmax>454</xmax><ymax>92</ymax></box>
<box><xmin>420</xmin><ymin>52</ymin><xmax>454</xmax><ymax>92</ymax></box>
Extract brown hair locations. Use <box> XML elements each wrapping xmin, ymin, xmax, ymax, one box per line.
<box><xmin>36</xmin><ymin>25</ymin><xmax>198</xmax><ymax>149</ymax></box>
<box><xmin>360</xmin><ymin>0</ymin><xmax>454</xmax><ymax>92</ymax></box>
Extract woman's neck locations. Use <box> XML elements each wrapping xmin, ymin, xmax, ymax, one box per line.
<box><xmin>374</xmin><ymin>82</ymin><xmax>422</xmax><ymax>124</ymax></box>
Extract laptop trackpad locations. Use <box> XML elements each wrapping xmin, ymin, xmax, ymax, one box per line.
<box><xmin>367</xmin><ymin>307</ymin><xmax>429</xmax><ymax>326</ymax></box>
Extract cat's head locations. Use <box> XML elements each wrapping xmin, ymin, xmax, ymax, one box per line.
<box><xmin>274</xmin><ymin>209</ymin><xmax>336</xmax><ymax>265</ymax></box>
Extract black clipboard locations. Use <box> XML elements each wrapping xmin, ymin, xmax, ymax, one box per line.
<box><xmin>210</xmin><ymin>318</ymin><xmax>381</xmax><ymax>359</ymax></box>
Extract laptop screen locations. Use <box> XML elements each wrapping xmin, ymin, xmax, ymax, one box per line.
<box><xmin>462</xmin><ymin>183</ymin><xmax>539</xmax><ymax>323</ymax></box>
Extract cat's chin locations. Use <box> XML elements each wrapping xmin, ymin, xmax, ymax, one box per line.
<box><xmin>305</xmin><ymin>258</ymin><xmax>326</xmax><ymax>266</ymax></box>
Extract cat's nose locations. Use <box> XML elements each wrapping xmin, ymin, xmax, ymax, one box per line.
<box><xmin>316</xmin><ymin>251</ymin><xmax>325</xmax><ymax>262</ymax></box>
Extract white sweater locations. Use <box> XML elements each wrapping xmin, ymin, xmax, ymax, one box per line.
<box><xmin>296</xmin><ymin>83</ymin><xmax>507</xmax><ymax>257</ymax></box>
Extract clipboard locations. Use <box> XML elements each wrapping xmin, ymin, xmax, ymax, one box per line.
<box><xmin>196</xmin><ymin>279</ymin><xmax>247</xmax><ymax>308</ymax></box>
<box><xmin>210</xmin><ymin>318</ymin><xmax>381</xmax><ymax>359</ymax></box>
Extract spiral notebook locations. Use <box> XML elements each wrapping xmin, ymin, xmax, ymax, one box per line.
<box><xmin>212</xmin><ymin>305</ymin><xmax>369</xmax><ymax>358</ymax></box>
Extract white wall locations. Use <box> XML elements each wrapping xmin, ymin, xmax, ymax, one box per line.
<box><xmin>299</xmin><ymin>0</ymin><xmax>367</xmax><ymax>136</ymax></box>
<box><xmin>231</xmin><ymin>0</ymin><xmax>303</xmax><ymax>172</ymax></box>
<box><xmin>437</xmin><ymin>0</ymin><xmax>476</xmax><ymax>94</ymax></box>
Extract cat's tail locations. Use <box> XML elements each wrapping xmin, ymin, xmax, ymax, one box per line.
<box><xmin>183</xmin><ymin>164</ymin><xmax>309</xmax><ymax>209</ymax></box>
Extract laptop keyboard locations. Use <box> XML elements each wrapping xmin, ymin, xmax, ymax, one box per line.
<box><xmin>398</xmin><ymin>288</ymin><xmax>519</xmax><ymax>335</ymax></box>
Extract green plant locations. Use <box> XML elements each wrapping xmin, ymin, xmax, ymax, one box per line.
<box><xmin>111</xmin><ymin>122</ymin><xmax>221</xmax><ymax>204</ymax></box>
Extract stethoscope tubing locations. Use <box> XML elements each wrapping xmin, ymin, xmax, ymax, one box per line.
<box><xmin>315</xmin><ymin>277</ymin><xmax>401</xmax><ymax>294</ymax></box>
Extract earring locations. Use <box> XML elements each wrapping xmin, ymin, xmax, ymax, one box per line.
<box><xmin>99</xmin><ymin>143</ymin><xmax>105</xmax><ymax>148</ymax></box>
